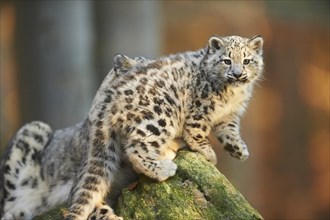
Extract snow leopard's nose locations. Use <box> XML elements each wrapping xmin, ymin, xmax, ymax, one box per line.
<box><xmin>233</xmin><ymin>72</ymin><xmax>242</xmax><ymax>79</ymax></box>
<box><xmin>231</xmin><ymin>65</ymin><xmax>243</xmax><ymax>79</ymax></box>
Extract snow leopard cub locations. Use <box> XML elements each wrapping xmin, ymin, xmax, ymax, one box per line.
<box><xmin>1</xmin><ymin>35</ymin><xmax>264</xmax><ymax>220</ymax></box>
<box><xmin>66</xmin><ymin>35</ymin><xmax>264</xmax><ymax>220</ymax></box>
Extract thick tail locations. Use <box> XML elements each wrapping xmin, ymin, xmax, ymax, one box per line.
<box><xmin>0</xmin><ymin>121</ymin><xmax>52</xmax><ymax>219</ymax></box>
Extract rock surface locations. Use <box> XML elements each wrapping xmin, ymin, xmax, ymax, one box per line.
<box><xmin>33</xmin><ymin>150</ymin><xmax>263</xmax><ymax>220</ymax></box>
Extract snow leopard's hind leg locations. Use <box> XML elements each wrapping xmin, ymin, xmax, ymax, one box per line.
<box><xmin>1</xmin><ymin>121</ymin><xmax>52</xmax><ymax>220</ymax></box>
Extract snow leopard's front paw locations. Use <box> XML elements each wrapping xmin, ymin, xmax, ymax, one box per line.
<box><xmin>196</xmin><ymin>145</ymin><xmax>217</xmax><ymax>165</ymax></box>
<box><xmin>222</xmin><ymin>136</ymin><xmax>249</xmax><ymax>160</ymax></box>
<box><xmin>128</xmin><ymin>152</ymin><xmax>177</xmax><ymax>182</ymax></box>
<box><xmin>154</xmin><ymin>160</ymin><xmax>178</xmax><ymax>182</ymax></box>
<box><xmin>88</xmin><ymin>204</ymin><xmax>123</xmax><ymax>220</ymax></box>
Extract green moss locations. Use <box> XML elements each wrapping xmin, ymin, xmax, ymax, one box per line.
<box><xmin>119</xmin><ymin>176</ymin><xmax>209</xmax><ymax>219</ymax></box>
<box><xmin>33</xmin><ymin>150</ymin><xmax>263</xmax><ymax>220</ymax></box>
<box><xmin>33</xmin><ymin>206</ymin><xmax>66</xmax><ymax>220</ymax></box>
<box><xmin>116</xmin><ymin>150</ymin><xmax>263</xmax><ymax>220</ymax></box>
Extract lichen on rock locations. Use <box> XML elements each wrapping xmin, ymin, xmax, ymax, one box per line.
<box><xmin>115</xmin><ymin>150</ymin><xmax>263</xmax><ymax>220</ymax></box>
<box><xmin>33</xmin><ymin>150</ymin><xmax>263</xmax><ymax>220</ymax></box>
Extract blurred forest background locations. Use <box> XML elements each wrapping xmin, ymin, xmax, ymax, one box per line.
<box><xmin>0</xmin><ymin>1</ymin><xmax>329</xmax><ymax>219</ymax></box>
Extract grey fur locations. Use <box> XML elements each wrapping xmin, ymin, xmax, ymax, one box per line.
<box><xmin>1</xmin><ymin>35</ymin><xmax>264</xmax><ymax>220</ymax></box>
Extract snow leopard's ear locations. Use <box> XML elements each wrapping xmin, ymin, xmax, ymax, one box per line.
<box><xmin>208</xmin><ymin>36</ymin><xmax>224</xmax><ymax>51</ymax></box>
<box><xmin>248</xmin><ymin>35</ymin><xmax>263</xmax><ymax>55</ymax></box>
<box><xmin>114</xmin><ymin>54</ymin><xmax>135</xmax><ymax>72</ymax></box>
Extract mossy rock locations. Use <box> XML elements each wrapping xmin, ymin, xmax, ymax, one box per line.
<box><xmin>115</xmin><ymin>150</ymin><xmax>262</xmax><ymax>220</ymax></box>
<box><xmin>34</xmin><ymin>150</ymin><xmax>263</xmax><ymax>220</ymax></box>
<box><xmin>33</xmin><ymin>207</ymin><xmax>67</xmax><ymax>220</ymax></box>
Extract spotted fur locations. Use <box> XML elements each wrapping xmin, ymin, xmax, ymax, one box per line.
<box><xmin>66</xmin><ymin>35</ymin><xmax>264</xmax><ymax>220</ymax></box>
<box><xmin>0</xmin><ymin>122</ymin><xmax>53</xmax><ymax>220</ymax></box>
<box><xmin>0</xmin><ymin>61</ymin><xmax>140</xmax><ymax>220</ymax></box>
<box><xmin>111</xmin><ymin>54</ymin><xmax>149</xmax><ymax>80</ymax></box>
<box><xmin>1</xmin><ymin>35</ymin><xmax>264</xmax><ymax>220</ymax></box>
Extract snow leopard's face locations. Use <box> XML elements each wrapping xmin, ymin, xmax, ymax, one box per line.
<box><xmin>203</xmin><ymin>35</ymin><xmax>264</xmax><ymax>87</ymax></box>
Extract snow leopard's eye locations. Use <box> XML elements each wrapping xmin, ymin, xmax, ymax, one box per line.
<box><xmin>243</xmin><ymin>59</ymin><xmax>250</xmax><ymax>65</ymax></box>
<box><xmin>223</xmin><ymin>59</ymin><xmax>232</xmax><ymax>65</ymax></box>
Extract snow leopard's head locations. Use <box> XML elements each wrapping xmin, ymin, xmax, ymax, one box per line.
<box><xmin>202</xmin><ymin>35</ymin><xmax>264</xmax><ymax>87</ymax></box>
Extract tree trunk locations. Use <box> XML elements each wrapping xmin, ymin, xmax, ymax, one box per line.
<box><xmin>14</xmin><ymin>1</ymin><xmax>96</xmax><ymax>129</ymax></box>
<box><xmin>33</xmin><ymin>150</ymin><xmax>263</xmax><ymax>220</ymax></box>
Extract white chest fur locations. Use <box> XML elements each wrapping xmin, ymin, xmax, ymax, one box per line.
<box><xmin>212</xmin><ymin>85</ymin><xmax>251</xmax><ymax>124</ymax></box>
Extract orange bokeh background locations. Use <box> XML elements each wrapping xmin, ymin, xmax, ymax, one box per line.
<box><xmin>1</xmin><ymin>1</ymin><xmax>329</xmax><ymax>219</ymax></box>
